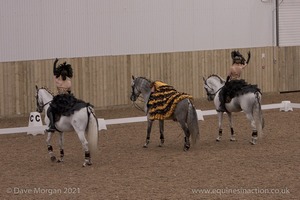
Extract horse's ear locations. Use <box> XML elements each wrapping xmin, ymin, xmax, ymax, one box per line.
<box><xmin>202</xmin><ymin>77</ymin><xmax>206</xmax><ymax>82</ymax></box>
<box><xmin>35</xmin><ymin>85</ymin><xmax>38</xmax><ymax>90</ymax></box>
<box><xmin>132</xmin><ymin>75</ymin><xmax>135</xmax><ymax>80</ymax></box>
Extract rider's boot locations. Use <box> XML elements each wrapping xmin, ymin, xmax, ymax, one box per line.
<box><xmin>46</xmin><ymin>109</ymin><xmax>56</xmax><ymax>132</ymax></box>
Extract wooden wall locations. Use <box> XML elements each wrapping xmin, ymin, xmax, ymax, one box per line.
<box><xmin>0</xmin><ymin>46</ymin><xmax>299</xmax><ymax>117</ymax></box>
<box><xmin>278</xmin><ymin>46</ymin><xmax>300</xmax><ymax>92</ymax></box>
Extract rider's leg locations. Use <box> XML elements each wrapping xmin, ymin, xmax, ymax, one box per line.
<box><xmin>46</xmin><ymin>107</ymin><xmax>56</xmax><ymax>132</ymax></box>
<box><xmin>217</xmin><ymin>89</ymin><xmax>226</xmax><ymax>112</ymax></box>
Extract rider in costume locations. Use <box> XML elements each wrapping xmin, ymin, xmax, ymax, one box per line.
<box><xmin>46</xmin><ymin>58</ymin><xmax>73</xmax><ymax>132</ymax></box>
<box><xmin>217</xmin><ymin>50</ymin><xmax>251</xmax><ymax>112</ymax></box>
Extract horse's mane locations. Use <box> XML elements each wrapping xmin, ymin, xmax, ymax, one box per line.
<box><xmin>137</xmin><ymin>76</ymin><xmax>152</xmax><ymax>83</ymax></box>
<box><xmin>207</xmin><ymin>74</ymin><xmax>225</xmax><ymax>84</ymax></box>
<box><xmin>39</xmin><ymin>86</ymin><xmax>54</xmax><ymax>96</ymax></box>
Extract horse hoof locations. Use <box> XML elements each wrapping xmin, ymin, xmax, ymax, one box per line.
<box><xmin>57</xmin><ymin>159</ymin><xmax>63</xmax><ymax>163</ymax></box>
<box><xmin>82</xmin><ymin>161</ymin><xmax>92</xmax><ymax>167</ymax></box>
<box><xmin>250</xmin><ymin>137</ymin><xmax>257</xmax><ymax>145</ymax></box>
<box><xmin>183</xmin><ymin>145</ymin><xmax>190</xmax><ymax>151</ymax></box>
<box><xmin>50</xmin><ymin>156</ymin><xmax>56</xmax><ymax>162</ymax></box>
<box><xmin>216</xmin><ymin>138</ymin><xmax>221</xmax><ymax>142</ymax></box>
<box><xmin>230</xmin><ymin>138</ymin><xmax>236</xmax><ymax>142</ymax></box>
<box><xmin>143</xmin><ymin>144</ymin><xmax>148</xmax><ymax>148</ymax></box>
<box><xmin>158</xmin><ymin>144</ymin><xmax>164</xmax><ymax>147</ymax></box>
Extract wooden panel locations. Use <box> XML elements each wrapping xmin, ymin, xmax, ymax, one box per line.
<box><xmin>278</xmin><ymin>46</ymin><xmax>300</xmax><ymax>92</ymax></box>
<box><xmin>1</xmin><ymin>46</ymin><xmax>299</xmax><ymax>117</ymax></box>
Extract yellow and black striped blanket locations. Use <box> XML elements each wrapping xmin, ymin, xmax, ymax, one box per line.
<box><xmin>147</xmin><ymin>81</ymin><xmax>193</xmax><ymax>120</ymax></box>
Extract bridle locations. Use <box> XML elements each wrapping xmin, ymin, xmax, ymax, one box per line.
<box><xmin>130</xmin><ymin>78</ymin><xmax>148</xmax><ymax>113</ymax></box>
<box><xmin>130</xmin><ymin>84</ymin><xmax>144</xmax><ymax>112</ymax></box>
<box><xmin>203</xmin><ymin>77</ymin><xmax>223</xmax><ymax>99</ymax></box>
<box><xmin>35</xmin><ymin>88</ymin><xmax>53</xmax><ymax>112</ymax></box>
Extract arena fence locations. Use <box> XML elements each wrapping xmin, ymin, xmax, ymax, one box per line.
<box><xmin>0</xmin><ymin>46</ymin><xmax>299</xmax><ymax>117</ymax></box>
<box><xmin>0</xmin><ymin>101</ymin><xmax>299</xmax><ymax>135</ymax></box>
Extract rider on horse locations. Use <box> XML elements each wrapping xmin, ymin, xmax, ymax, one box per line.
<box><xmin>45</xmin><ymin>59</ymin><xmax>73</xmax><ymax>132</ymax></box>
<box><xmin>46</xmin><ymin>59</ymin><xmax>92</xmax><ymax>132</ymax></box>
<box><xmin>217</xmin><ymin>50</ymin><xmax>251</xmax><ymax>112</ymax></box>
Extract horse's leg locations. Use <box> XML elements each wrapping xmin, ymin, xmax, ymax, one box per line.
<box><xmin>246</xmin><ymin>113</ymin><xmax>258</xmax><ymax>145</ymax></box>
<box><xmin>144</xmin><ymin>119</ymin><xmax>154</xmax><ymax>148</ymax></box>
<box><xmin>57</xmin><ymin>132</ymin><xmax>64</xmax><ymax>162</ymax></box>
<box><xmin>177</xmin><ymin>120</ymin><xmax>190</xmax><ymax>151</ymax></box>
<box><xmin>76</xmin><ymin>131</ymin><xmax>92</xmax><ymax>167</ymax></box>
<box><xmin>158</xmin><ymin>120</ymin><xmax>164</xmax><ymax>147</ymax></box>
<box><xmin>216</xmin><ymin>112</ymin><xmax>224</xmax><ymax>141</ymax></box>
<box><xmin>227</xmin><ymin>113</ymin><xmax>236</xmax><ymax>141</ymax></box>
<box><xmin>46</xmin><ymin>132</ymin><xmax>56</xmax><ymax>162</ymax></box>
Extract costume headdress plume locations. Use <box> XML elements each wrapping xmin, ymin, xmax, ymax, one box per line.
<box><xmin>53</xmin><ymin>58</ymin><xmax>73</xmax><ymax>78</ymax></box>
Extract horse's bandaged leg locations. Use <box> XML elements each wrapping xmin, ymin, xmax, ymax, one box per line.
<box><xmin>216</xmin><ymin>129</ymin><xmax>222</xmax><ymax>142</ymax></box>
<box><xmin>230</xmin><ymin>127</ymin><xmax>236</xmax><ymax>141</ymax></box>
<box><xmin>250</xmin><ymin>131</ymin><xmax>258</xmax><ymax>145</ymax></box>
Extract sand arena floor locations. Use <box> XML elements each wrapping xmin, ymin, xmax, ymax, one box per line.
<box><xmin>0</xmin><ymin>92</ymin><xmax>299</xmax><ymax>199</ymax></box>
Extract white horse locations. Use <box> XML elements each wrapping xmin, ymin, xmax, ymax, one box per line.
<box><xmin>203</xmin><ymin>75</ymin><xmax>264</xmax><ymax>144</ymax></box>
<box><xmin>35</xmin><ymin>86</ymin><xmax>98</xmax><ymax>166</ymax></box>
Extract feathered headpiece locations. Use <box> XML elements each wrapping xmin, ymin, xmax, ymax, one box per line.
<box><xmin>231</xmin><ymin>50</ymin><xmax>246</xmax><ymax>64</ymax></box>
<box><xmin>53</xmin><ymin>59</ymin><xmax>73</xmax><ymax>78</ymax></box>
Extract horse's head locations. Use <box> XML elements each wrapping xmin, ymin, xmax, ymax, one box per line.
<box><xmin>203</xmin><ymin>75</ymin><xmax>225</xmax><ymax>101</ymax></box>
<box><xmin>35</xmin><ymin>85</ymin><xmax>53</xmax><ymax>113</ymax></box>
<box><xmin>130</xmin><ymin>76</ymin><xmax>151</xmax><ymax>102</ymax></box>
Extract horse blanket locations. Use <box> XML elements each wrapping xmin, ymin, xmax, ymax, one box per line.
<box><xmin>147</xmin><ymin>81</ymin><xmax>193</xmax><ymax>120</ymax></box>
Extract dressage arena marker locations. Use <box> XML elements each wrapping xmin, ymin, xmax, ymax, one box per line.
<box><xmin>27</xmin><ymin>112</ymin><xmax>44</xmax><ymax>135</ymax></box>
<box><xmin>0</xmin><ymin>101</ymin><xmax>299</xmax><ymax>135</ymax></box>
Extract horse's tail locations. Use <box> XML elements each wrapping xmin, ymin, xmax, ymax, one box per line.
<box><xmin>187</xmin><ymin>100</ymin><xmax>200</xmax><ymax>145</ymax></box>
<box><xmin>253</xmin><ymin>92</ymin><xmax>264</xmax><ymax>137</ymax></box>
<box><xmin>87</xmin><ymin>106</ymin><xmax>99</xmax><ymax>155</ymax></box>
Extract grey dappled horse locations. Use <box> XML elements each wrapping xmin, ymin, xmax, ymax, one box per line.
<box><xmin>35</xmin><ymin>86</ymin><xmax>98</xmax><ymax>167</ymax></box>
<box><xmin>203</xmin><ymin>75</ymin><xmax>264</xmax><ymax>144</ymax></box>
<box><xmin>130</xmin><ymin>76</ymin><xmax>199</xmax><ymax>151</ymax></box>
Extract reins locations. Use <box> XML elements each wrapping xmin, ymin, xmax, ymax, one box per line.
<box><xmin>36</xmin><ymin>87</ymin><xmax>53</xmax><ymax>111</ymax></box>
<box><xmin>41</xmin><ymin>100</ymin><xmax>52</xmax><ymax>109</ymax></box>
<box><xmin>205</xmin><ymin>82</ymin><xmax>223</xmax><ymax>96</ymax></box>
<box><xmin>204</xmin><ymin>75</ymin><xmax>224</xmax><ymax>96</ymax></box>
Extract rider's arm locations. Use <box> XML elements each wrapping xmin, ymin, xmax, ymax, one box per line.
<box><xmin>241</xmin><ymin>63</ymin><xmax>248</xmax><ymax>69</ymax></box>
<box><xmin>241</xmin><ymin>51</ymin><xmax>251</xmax><ymax>69</ymax></box>
<box><xmin>53</xmin><ymin>58</ymin><xmax>59</xmax><ymax>76</ymax></box>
